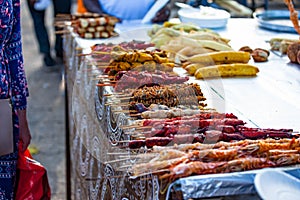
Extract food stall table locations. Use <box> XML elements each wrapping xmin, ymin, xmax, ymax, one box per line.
<box><xmin>63</xmin><ymin>18</ymin><xmax>300</xmax><ymax>199</ymax></box>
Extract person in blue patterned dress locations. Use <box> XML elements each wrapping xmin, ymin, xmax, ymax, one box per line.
<box><xmin>0</xmin><ymin>0</ymin><xmax>32</xmax><ymax>199</ymax></box>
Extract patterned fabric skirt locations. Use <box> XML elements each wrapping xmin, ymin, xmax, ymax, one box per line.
<box><xmin>0</xmin><ymin>109</ymin><xmax>19</xmax><ymax>200</ymax></box>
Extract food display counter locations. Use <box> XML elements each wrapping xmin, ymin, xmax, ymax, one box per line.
<box><xmin>63</xmin><ymin>18</ymin><xmax>300</xmax><ymax>200</ymax></box>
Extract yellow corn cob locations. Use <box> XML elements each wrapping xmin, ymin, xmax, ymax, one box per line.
<box><xmin>194</xmin><ymin>63</ymin><xmax>259</xmax><ymax>79</ymax></box>
<box><xmin>186</xmin><ymin>51</ymin><xmax>251</xmax><ymax>64</ymax></box>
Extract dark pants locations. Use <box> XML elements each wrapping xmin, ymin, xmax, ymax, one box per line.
<box><xmin>26</xmin><ymin>0</ymin><xmax>51</xmax><ymax>54</ymax></box>
<box><xmin>26</xmin><ymin>0</ymin><xmax>71</xmax><ymax>57</ymax></box>
<box><xmin>53</xmin><ymin>0</ymin><xmax>71</xmax><ymax>57</ymax></box>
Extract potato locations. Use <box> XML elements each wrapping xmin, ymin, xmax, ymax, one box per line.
<box><xmin>287</xmin><ymin>42</ymin><xmax>300</xmax><ymax>63</ymax></box>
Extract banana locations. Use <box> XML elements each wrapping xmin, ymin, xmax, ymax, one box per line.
<box><xmin>194</xmin><ymin>63</ymin><xmax>259</xmax><ymax>79</ymax></box>
<box><xmin>186</xmin><ymin>51</ymin><xmax>251</xmax><ymax>64</ymax></box>
<box><xmin>153</xmin><ymin>27</ymin><xmax>181</xmax><ymax>37</ymax></box>
<box><xmin>187</xmin><ymin>32</ymin><xmax>231</xmax><ymax>45</ymax></box>
<box><xmin>169</xmin><ymin>23</ymin><xmax>201</xmax><ymax>32</ymax></box>
<box><xmin>150</xmin><ymin>34</ymin><xmax>173</xmax><ymax>48</ymax></box>
<box><xmin>185</xmin><ymin>63</ymin><xmax>208</xmax><ymax>75</ymax></box>
<box><xmin>180</xmin><ymin>37</ymin><xmax>233</xmax><ymax>52</ymax></box>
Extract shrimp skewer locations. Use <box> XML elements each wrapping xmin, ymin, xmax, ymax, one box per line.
<box><xmin>284</xmin><ymin>0</ymin><xmax>300</xmax><ymax>35</ymax></box>
<box><xmin>160</xmin><ymin>157</ymin><xmax>274</xmax><ymax>182</ymax></box>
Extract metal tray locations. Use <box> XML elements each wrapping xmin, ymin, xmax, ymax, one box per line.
<box><xmin>253</xmin><ymin>10</ymin><xmax>299</xmax><ymax>33</ymax></box>
<box><xmin>166</xmin><ymin>166</ymin><xmax>300</xmax><ymax>200</ymax></box>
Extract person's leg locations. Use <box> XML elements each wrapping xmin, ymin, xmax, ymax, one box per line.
<box><xmin>52</xmin><ymin>0</ymin><xmax>72</xmax><ymax>60</ymax></box>
<box><xmin>26</xmin><ymin>0</ymin><xmax>55</xmax><ymax>66</ymax></box>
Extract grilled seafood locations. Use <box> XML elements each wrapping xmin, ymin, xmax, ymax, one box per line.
<box><xmin>221</xmin><ymin>157</ymin><xmax>274</xmax><ymax>173</ymax></box>
<box><xmin>284</xmin><ymin>0</ymin><xmax>300</xmax><ymax>35</ymax></box>
<box><xmin>160</xmin><ymin>161</ymin><xmax>227</xmax><ymax>181</ymax></box>
<box><xmin>269</xmin><ymin>153</ymin><xmax>300</xmax><ymax>166</ymax></box>
<box><xmin>132</xmin><ymin>157</ymin><xmax>187</xmax><ymax>176</ymax></box>
<box><xmin>187</xmin><ymin>148</ymin><xmax>239</xmax><ymax>162</ymax></box>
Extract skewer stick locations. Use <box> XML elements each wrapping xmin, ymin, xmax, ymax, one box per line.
<box><xmin>113</xmin><ymin>110</ymin><xmax>136</xmax><ymax>114</ymax></box>
<box><xmin>109</xmin><ymin>97</ymin><xmax>130</xmax><ymax>106</ymax></box>
<box><xmin>88</xmin><ymin>72</ymin><xmax>104</xmax><ymax>77</ymax></box>
<box><xmin>103</xmin><ymin>94</ymin><xmax>115</xmax><ymax>97</ymax></box>
<box><xmin>118</xmin><ymin>165</ymin><xmax>133</xmax><ymax>170</ymax></box>
<box><xmin>105</xmin><ymin>80</ymin><xmax>117</xmax><ymax>83</ymax></box>
<box><xmin>135</xmin><ymin>126</ymin><xmax>152</xmax><ymax>130</ymax></box>
<box><xmin>93</xmin><ymin>51</ymin><xmax>111</xmax><ymax>55</ymax></box>
<box><xmin>124</xmin><ymin>152</ymin><xmax>157</xmax><ymax>158</ymax></box>
<box><xmin>118</xmin><ymin>153</ymin><xmax>158</xmax><ymax>159</ymax></box>
<box><xmin>55</xmin><ymin>17</ymin><xmax>70</xmax><ymax>21</ymax></box>
<box><xmin>97</xmin><ymin>75</ymin><xmax>115</xmax><ymax>78</ymax></box>
<box><xmin>113</xmin><ymin>140</ymin><xmax>136</xmax><ymax>143</ymax></box>
<box><xmin>121</xmin><ymin>124</ymin><xmax>141</xmax><ymax>129</ymax></box>
<box><xmin>76</xmin><ymin>53</ymin><xmax>90</xmax><ymax>57</ymax></box>
<box><xmin>55</xmin><ymin>30</ymin><xmax>70</xmax><ymax>34</ymax></box>
<box><xmin>116</xmin><ymin>96</ymin><xmax>131</xmax><ymax>101</ymax></box>
<box><xmin>85</xmin><ymin>175</ymin><xmax>127</xmax><ymax>180</ymax></box>
<box><xmin>76</xmin><ymin>52</ymin><xmax>110</xmax><ymax>57</ymax></box>
<box><xmin>104</xmin><ymin>158</ymin><xmax>132</xmax><ymax>164</ymax></box>
<box><xmin>54</xmin><ymin>22</ymin><xmax>70</xmax><ymax>27</ymax></box>
<box><xmin>93</xmin><ymin>79</ymin><xmax>118</xmax><ymax>83</ymax></box>
<box><xmin>107</xmin><ymin>152</ymin><xmax>137</xmax><ymax>155</ymax></box>
<box><xmin>105</xmin><ymin>102</ymin><xmax>129</xmax><ymax>106</ymax></box>
<box><xmin>94</xmin><ymin>78</ymin><xmax>116</xmax><ymax>81</ymax></box>
<box><xmin>122</xmin><ymin>131</ymin><xmax>141</xmax><ymax>136</ymax></box>
<box><xmin>103</xmin><ymin>92</ymin><xmax>125</xmax><ymax>97</ymax></box>
<box><xmin>129</xmin><ymin>169</ymin><xmax>169</xmax><ymax>179</ymax></box>
<box><xmin>129</xmin><ymin>113</ymin><xmax>142</xmax><ymax>117</ymax></box>
<box><xmin>97</xmin><ymin>83</ymin><xmax>115</xmax><ymax>87</ymax></box>
<box><xmin>130</xmin><ymin>135</ymin><xmax>146</xmax><ymax>140</ymax></box>
<box><xmin>56</xmin><ymin>13</ymin><xmax>72</xmax><ymax>17</ymax></box>
<box><xmin>104</xmin><ymin>93</ymin><xmax>130</xmax><ymax>97</ymax></box>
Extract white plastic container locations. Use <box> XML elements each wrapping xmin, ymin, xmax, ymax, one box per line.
<box><xmin>178</xmin><ymin>6</ymin><xmax>230</xmax><ymax>29</ymax></box>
